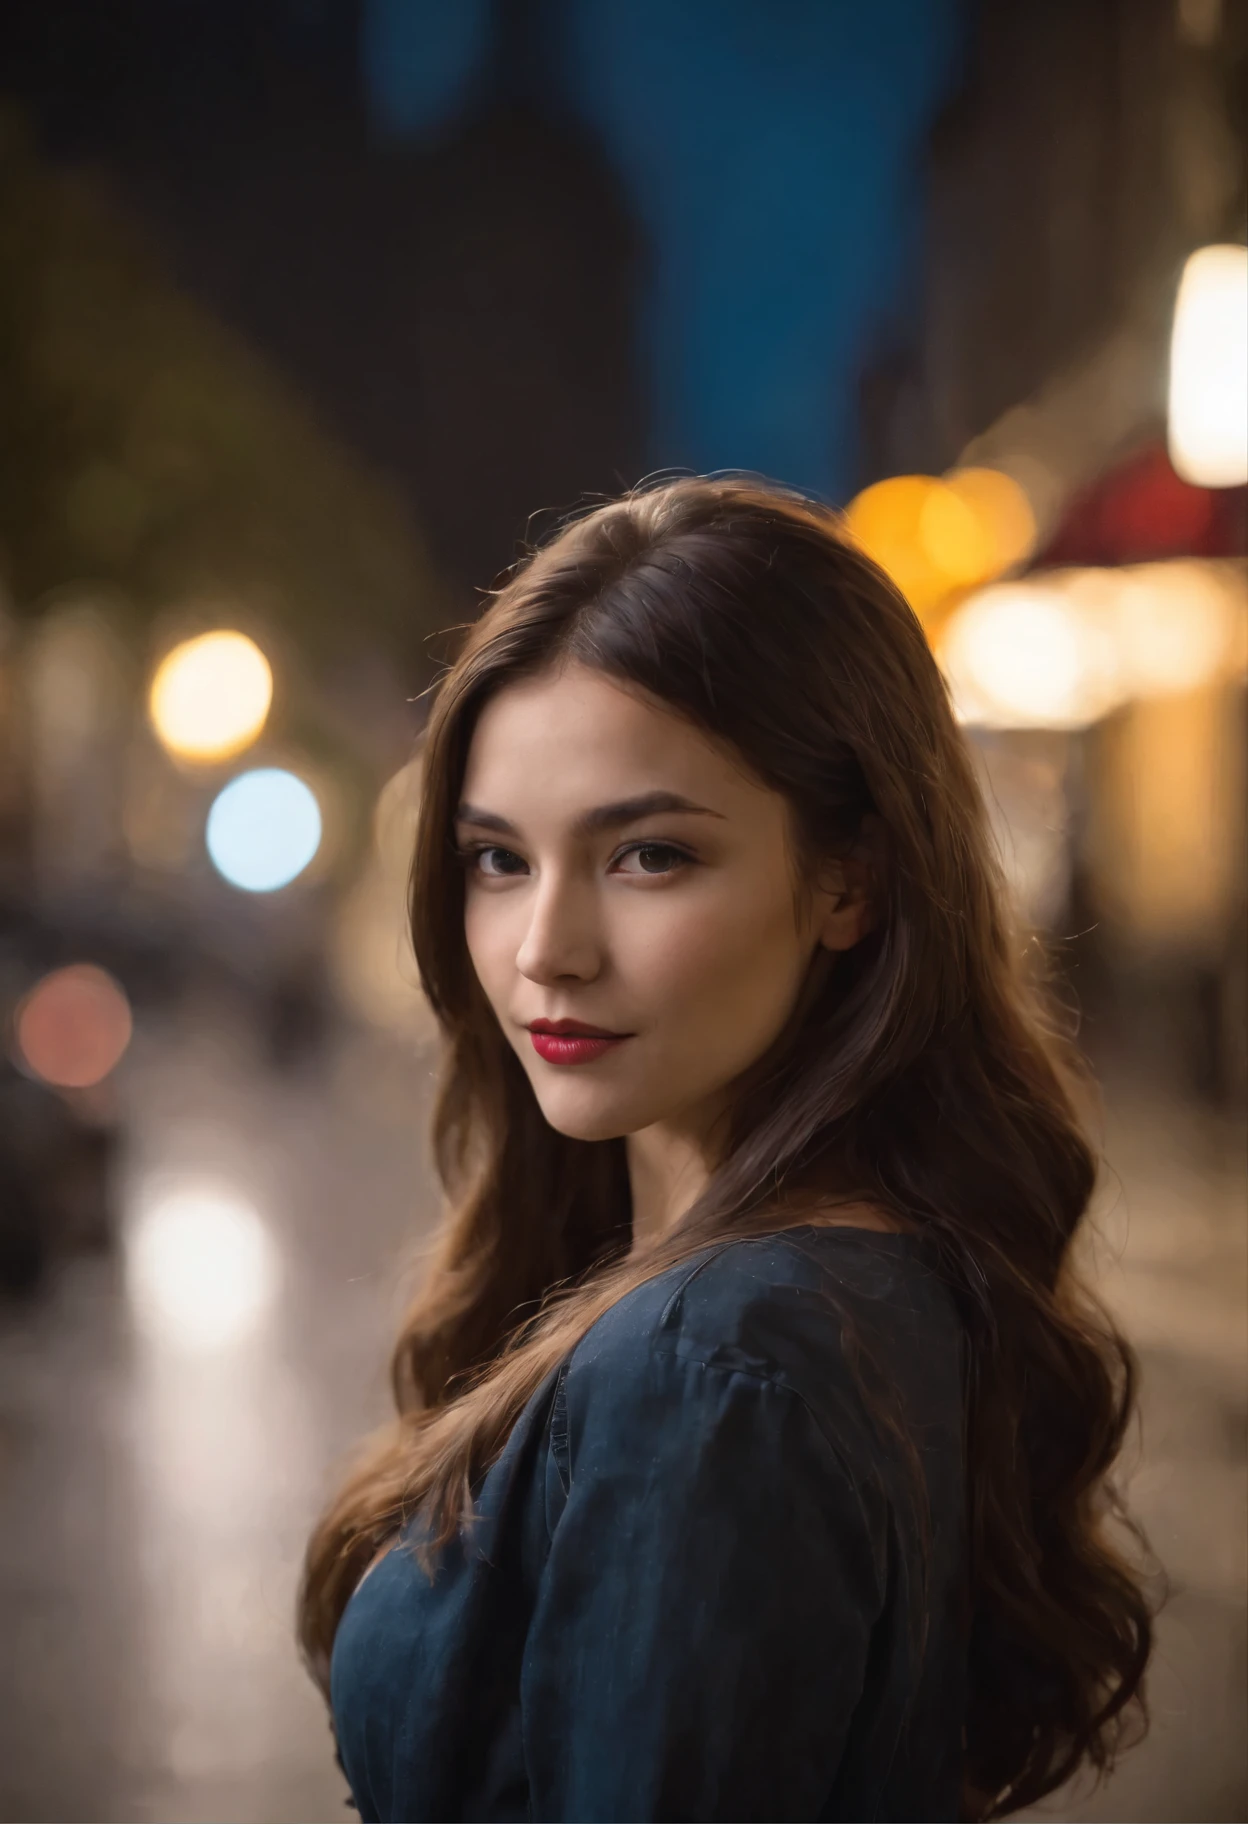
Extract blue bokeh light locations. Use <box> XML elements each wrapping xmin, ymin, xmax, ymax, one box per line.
<box><xmin>206</xmin><ymin>768</ymin><xmax>323</xmax><ymax>893</ymax></box>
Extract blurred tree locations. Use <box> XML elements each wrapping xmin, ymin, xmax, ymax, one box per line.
<box><xmin>0</xmin><ymin>108</ymin><xmax>443</xmax><ymax>680</ymax></box>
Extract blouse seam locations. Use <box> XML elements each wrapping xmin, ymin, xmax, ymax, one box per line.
<box><xmin>651</xmin><ymin>1337</ymin><xmax>807</xmax><ymax>1399</ymax></box>
<box><xmin>653</xmin><ymin>1227</ymin><xmax>918</xmax><ymax>1336</ymax></box>
<box><xmin>648</xmin><ymin>1338</ymin><xmax>870</xmax><ymax>1490</ymax></box>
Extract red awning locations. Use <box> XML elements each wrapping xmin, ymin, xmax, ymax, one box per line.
<box><xmin>1035</xmin><ymin>440</ymin><xmax>1246</xmax><ymax>568</ymax></box>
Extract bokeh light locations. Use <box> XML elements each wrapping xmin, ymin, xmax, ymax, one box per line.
<box><xmin>939</xmin><ymin>562</ymin><xmax>1245</xmax><ymax>730</ymax></box>
<box><xmin>939</xmin><ymin>583</ymin><xmax>1123</xmax><ymax>729</ymax></box>
<box><xmin>845</xmin><ymin>475</ymin><xmax>952</xmax><ymax>613</ymax></box>
<box><xmin>937</xmin><ymin>467</ymin><xmax>1038</xmax><ymax>575</ymax></box>
<box><xmin>845</xmin><ymin>467</ymin><xmax>1036</xmax><ymax>615</ymax></box>
<box><xmin>331</xmin><ymin>756</ymin><xmax>434</xmax><ymax>1040</ymax></box>
<box><xmin>126</xmin><ymin>1186</ymin><xmax>279</xmax><ymax>1352</ymax></box>
<box><xmin>1168</xmin><ymin>243</ymin><xmax>1248</xmax><ymax>488</ymax></box>
<box><xmin>149</xmin><ymin>631</ymin><xmax>274</xmax><ymax>763</ymax></box>
<box><xmin>917</xmin><ymin>478</ymin><xmax>995</xmax><ymax>587</ymax></box>
<box><xmin>205</xmin><ymin>767</ymin><xmax>322</xmax><ymax>892</ymax></box>
<box><xmin>1115</xmin><ymin>563</ymin><xmax>1239</xmax><ymax>698</ymax></box>
<box><xmin>15</xmin><ymin>964</ymin><xmax>133</xmax><ymax>1089</ymax></box>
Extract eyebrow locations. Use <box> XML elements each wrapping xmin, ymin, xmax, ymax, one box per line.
<box><xmin>455</xmin><ymin>790</ymin><xmax>726</xmax><ymax>839</ymax></box>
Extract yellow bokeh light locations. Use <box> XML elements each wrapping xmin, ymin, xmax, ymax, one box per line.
<box><xmin>918</xmin><ymin>483</ymin><xmax>994</xmax><ymax>587</ymax></box>
<box><xmin>1114</xmin><ymin>563</ymin><xmax>1239</xmax><ymax>698</ymax></box>
<box><xmin>149</xmin><ymin>630</ymin><xmax>273</xmax><ymax>762</ymax></box>
<box><xmin>937</xmin><ymin>468</ymin><xmax>1037</xmax><ymax>576</ymax></box>
<box><xmin>844</xmin><ymin>475</ymin><xmax>951</xmax><ymax>613</ymax></box>
<box><xmin>845</xmin><ymin>468</ymin><xmax>1036</xmax><ymax>616</ymax></box>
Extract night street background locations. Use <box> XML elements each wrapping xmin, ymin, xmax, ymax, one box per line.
<box><xmin>0</xmin><ymin>3</ymin><xmax>1244</xmax><ymax>1819</ymax></box>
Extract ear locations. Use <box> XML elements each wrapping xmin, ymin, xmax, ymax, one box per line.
<box><xmin>812</xmin><ymin>816</ymin><xmax>882</xmax><ymax>953</ymax></box>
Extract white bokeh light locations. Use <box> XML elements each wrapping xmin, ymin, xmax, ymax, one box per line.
<box><xmin>126</xmin><ymin>1187</ymin><xmax>279</xmax><ymax>1352</ymax></box>
<box><xmin>1168</xmin><ymin>243</ymin><xmax>1248</xmax><ymax>488</ymax></box>
<box><xmin>941</xmin><ymin>584</ymin><xmax>1124</xmax><ymax>730</ymax></box>
<box><xmin>205</xmin><ymin>767</ymin><xmax>322</xmax><ymax>892</ymax></box>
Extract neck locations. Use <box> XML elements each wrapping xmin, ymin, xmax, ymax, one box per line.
<box><xmin>625</xmin><ymin>1115</ymin><xmax>717</xmax><ymax>1257</ymax></box>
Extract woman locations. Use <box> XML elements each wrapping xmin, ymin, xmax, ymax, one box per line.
<box><xmin>300</xmin><ymin>476</ymin><xmax>1152</xmax><ymax>1821</ymax></box>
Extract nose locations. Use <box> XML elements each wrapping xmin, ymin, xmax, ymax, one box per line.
<box><xmin>514</xmin><ymin>869</ymin><xmax>603</xmax><ymax>986</ymax></box>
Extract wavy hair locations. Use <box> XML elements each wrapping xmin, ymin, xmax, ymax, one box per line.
<box><xmin>299</xmin><ymin>475</ymin><xmax>1152</xmax><ymax>1818</ymax></box>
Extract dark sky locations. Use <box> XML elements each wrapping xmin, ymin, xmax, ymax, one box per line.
<box><xmin>0</xmin><ymin>0</ymin><xmax>965</xmax><ymax>591</ymax></box>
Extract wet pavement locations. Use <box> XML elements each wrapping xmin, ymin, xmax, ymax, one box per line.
<box><xmin>1024</xmin><ymin>1074</ymin><xmax>1248</xmax><ymax>1823</ymax></box>
<box><xmin>0</xmin><ymin>1006</ymin><xmax>1244</xmax><ymax>1822</ymax></box>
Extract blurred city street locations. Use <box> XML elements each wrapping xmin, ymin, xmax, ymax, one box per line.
<box><xmin>0</xmin><ymin>1003</ymin><xmax>1243</xmax><ymax>1823</ymax></box>
<box><xmin>1051</xmin><ymin>1079</ymin><xmax>1247</xmax><ymax>1821</ymax></box>
<box><xmin>0</xmin><ymin>2</ymin><xmax>1244</xmax><ymax>1819</ymax></box>
<box><xmin>0</xmin><ymin>1004</ymin><xmax>434</xmax><ymax>1823</ymax></box>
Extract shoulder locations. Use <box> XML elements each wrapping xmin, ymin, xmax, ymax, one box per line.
<box><xmin>563</xmin><ymin>1228</ymin><xmax>963</xmax><ymax>1460</ymax></box>
<box><xmin>570</xmin><ymin>1227</ymin><xmax>959</xmax><ymax>1384</ymax></box>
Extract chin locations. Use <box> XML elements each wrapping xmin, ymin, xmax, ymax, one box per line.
<box><xmin>529</xmin><ymin>1082</ymin><xmax>645</xmax><ymax>1144</ymax></box>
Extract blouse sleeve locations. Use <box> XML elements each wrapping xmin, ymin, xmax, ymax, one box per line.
<box><xmin>519</xmin><ymin>1343</ymin><xmax>888</xmax><ymax>1822</ymax></box>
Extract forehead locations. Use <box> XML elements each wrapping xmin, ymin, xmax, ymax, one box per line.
<box><xmin>460</xmin><ymin>662</ymin><xmax>769</xmax><ymax>818</ymax></box>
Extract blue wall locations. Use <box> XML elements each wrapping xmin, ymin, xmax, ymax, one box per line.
<box><xmin>361</xmin><ymin>0</ymin><xmax>964</xmax><ymax>502</ymax></box>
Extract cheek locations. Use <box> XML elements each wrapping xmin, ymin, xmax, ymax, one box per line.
<box><xmin>463</xmin><ymin>894</ymin><xmax>515</xmax><ymax>1010</ymax></box>
<box><xmin>622</xmin><ymin>878</ymin><xmax>807</xmax><ymax>1035</ymax></box>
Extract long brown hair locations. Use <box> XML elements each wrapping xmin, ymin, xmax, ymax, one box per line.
<box><xmin>299</xmin><ymin>475</ymin><xmax>1152</xmax><ymax>1818</ymax></box>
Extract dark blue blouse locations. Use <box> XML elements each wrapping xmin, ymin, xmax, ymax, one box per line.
<box><xmin>330</xmin><ymin>1227</ymin><xmax>968</xmax><ymax>1822</ymax></box>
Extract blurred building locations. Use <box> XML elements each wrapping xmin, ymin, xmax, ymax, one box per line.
<box><xmin>857</xmin><ymin>0</ymin><xmax>1247</xmax><ymax>1106</ymax></box>
<box><xmin>0</xmin><ymin>111</ymin><xmax>444</xmax><ymax>1286</ymax></box>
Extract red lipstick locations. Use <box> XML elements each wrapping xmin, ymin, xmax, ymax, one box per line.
<box><xmin>526</xmin><ymin>1018</ymin><xmax>632</xmax><ymax>1066</ymax></box>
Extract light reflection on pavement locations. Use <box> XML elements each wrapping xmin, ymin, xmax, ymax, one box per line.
<box><xmin>0</xmin><ymin>1006</ymin><xmax>433</xmax><ymax>1823</ymax></box>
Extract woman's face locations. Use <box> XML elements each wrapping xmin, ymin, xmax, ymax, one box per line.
<box><xmin>457</xmin><ymin>661</ymin><xmax>869</xmax><ymax>1149</ymax></box>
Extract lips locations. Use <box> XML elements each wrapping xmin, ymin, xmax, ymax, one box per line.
<box><xmin>526</xmin><ymin>1019</ymin><xmax>632</xmax><ymax>1067</ymax></box>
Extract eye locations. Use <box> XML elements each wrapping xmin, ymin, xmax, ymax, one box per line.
<box><xmin>460</xmin><ymin>844</ymin><xmax>528</xmax><ymax>878</ymax></box>
<box><xmin>612</xmin><ymin>841</ymin><xmax>692</xmax><ymax>877</ymax></box>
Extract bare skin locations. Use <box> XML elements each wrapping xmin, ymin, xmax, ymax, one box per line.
<box><xmin>457</xmin><ymin>660</ymin><xmax>901</xmax><ymax>1254</ymax></box>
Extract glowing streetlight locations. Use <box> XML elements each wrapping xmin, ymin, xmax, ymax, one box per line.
<box><xmin>206</xmin><ymin>767</ymin><xmax>322</xmax><ymax>892</ymax></box>
<box><xmin>1168</xmin><ymin>243</ymin><xmax>1248</xmax><ymax>488</ymax></box>
<box><xmin>150</xmin><ymin>631</ymin><xmax>273</xmax><ymax>763</ymax></box>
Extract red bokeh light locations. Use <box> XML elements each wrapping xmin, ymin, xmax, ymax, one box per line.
<box><xmin>15</xmin><ymin>965</ymin><xmax>134</xmax><ymax>1090</ymax></box>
